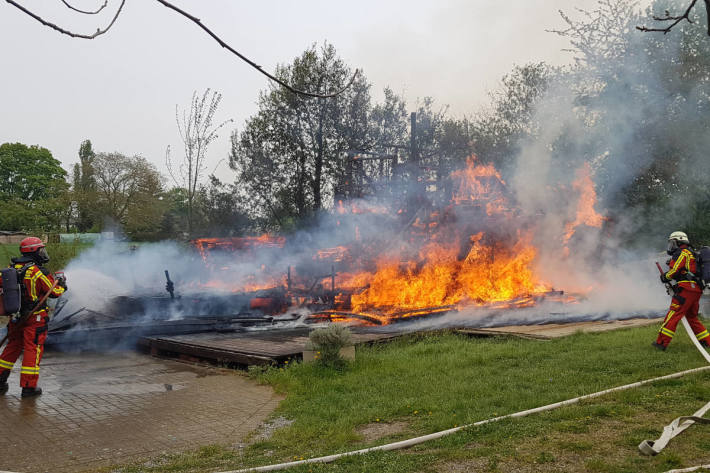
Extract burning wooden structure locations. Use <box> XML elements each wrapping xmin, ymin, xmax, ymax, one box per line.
<box><xmin>173</xmin><ymin>156</ymin><xmax>602</xmax><ymax>326</ymax></box>
<box><xmin>43</xmin><ymin>155</ymin><xmax>607</xmax><ymax>351</ymax></box>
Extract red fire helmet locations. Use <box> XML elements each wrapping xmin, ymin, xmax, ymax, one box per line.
<box><xmin>19</xmin><ymin>237</ymin><xmax>45</xmax><ymax>254</ymax></box>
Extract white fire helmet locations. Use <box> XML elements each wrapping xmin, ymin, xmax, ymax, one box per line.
<box><xmin>667</xmin><ymin>231</ymin><xmax>689</xmax><ymax>254</ymax></box>
<box><xmin>669</xmin><ymin>231</ymin><xmax>689</xmax><ymax>244</ymax></box>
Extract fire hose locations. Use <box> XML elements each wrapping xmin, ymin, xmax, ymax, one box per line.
<box><xmin>220</xmin><ymin>325</ymin><xmax>710</xmax><ymax>473</ymax></box>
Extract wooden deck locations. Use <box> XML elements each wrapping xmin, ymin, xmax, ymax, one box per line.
<box><xmin>139</xmin><ymin>328</ymin><xmax>401</xmax><ymax>365</ymax></box>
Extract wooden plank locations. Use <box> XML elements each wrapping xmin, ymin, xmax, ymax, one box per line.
<box><xmin>147</xmin><ymin>337</ymin><xmax>277</xmax><ymax>365</ymax></box>
<box><xmin>458</xmin><ymin>318</ymin><xmax>662</xmax><ymax>340</ymax></box>
<box><xmin>456</xmin><ymin>328</ymin><xmax>551</xmax><ymax>340</ymax></box>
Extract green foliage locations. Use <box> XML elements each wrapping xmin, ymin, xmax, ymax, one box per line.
<box><xmin>91</xmin><ymin>152</ymin><xmax>165</xmax><ymax>239</ymax></box>
<box><xmin>73</xmin><ymin>139</ymin><xmax>97</xmax><ymax>232</ymax></box>
<box><xmin>194</xmin><ymin>175</ymin><xmax>251</xmax><ymax>237</ymax></box>
<box><xmin>229</xmin><ymin>44</ymin><xmax>477</xmax><ymax>232</ymax></box>
<box><xmin>0</xmin><ymin>142</ymin><xmax>69</xmax><ymax>232</ymax></box>
<box><xmin>0</xmin><ymin>142</ymin><xmax>67</xmax><ymax>202</ymax></box>
<box><xmin>230</xmin><ymin>42</ymin><xmax>371</xmax><ymax>228</ymax></box>
<box><xmin>471</xmin><ymin>62</ymin><xmax>553</xmax><ymax>169</ymax></box>
<box><xmin>0</xmin><ymin>241</ymin><xmax>91</xmax><ymax>272</ymax></box>
<box><xmin>305</xmin><ymin>324</ymin><xmax>353</xmax><ymax>366</ymax></box>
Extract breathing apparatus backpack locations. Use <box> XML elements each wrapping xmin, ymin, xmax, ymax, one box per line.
<box><xmin>696</xmin><ymin>246</ymin><xmax>710</xmax><ymax>290</ymax></box>
<box><xmin>0</xmin><ymin>264</ymin><xmax>33</xmax><ymax>318</ymax></box>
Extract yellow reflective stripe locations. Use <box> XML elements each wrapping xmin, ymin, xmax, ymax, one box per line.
<box><xmin>20</xmin><ymin>368</ymin><xmax>39</xmax><ymax>374</ymax></box>
<box><xmin>663</xmin><ymin>310</ymin><xmax>676</xmax><ymax>325</ymax></box>
<box><xmin>35</xmin><ymin>346</ymin><xmax>40</xmax><ymax>367</ymax></box>
<box><xmin>0</xmin><ymin>359</ymin><xmax>14</xmax><ymax>369</ymax></box>
<box><xmin>667</xmin><ymin>251</ymin><xmax>688</xmax><ymax>279</ymax></box>
<box><xmin>35</xmin><ymin>271</ymin><xmax>53</xmax><ymax>292</ymax></box>
<box><xmin>661</xmin><ymin>327</ymin><xmax>675</xmax><ymax>337</ymax></box>
<box><xmin>29</xmin><ymin>270</ymin><xmax>43</xmax><ymax>300</ymax></box>
<box><xmin>697</xmin><ymin>330</ymin><xmax>709</xmax><ymax>340</ymax></box>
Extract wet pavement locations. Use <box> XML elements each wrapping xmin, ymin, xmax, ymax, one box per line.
<box><xmin>0</xmin><ymin>351</ymin><xmax>283</xmax><ymax>473</ymax></box>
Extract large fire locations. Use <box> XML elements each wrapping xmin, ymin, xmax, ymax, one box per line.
<box><xmin>190</xmin><ymin>157</ymin><xmax>605</xmax><ymax>324</ymax></box>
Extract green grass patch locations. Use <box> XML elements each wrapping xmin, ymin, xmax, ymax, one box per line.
<box><xmin>98</xmin><ymin>324</ymin><xmax>710</xmax><ymax>473</ymax></box>
<box><xmin>0</xmin><ymin>241</ymin><xmax>92</xmax><ymax>271</ymax></box>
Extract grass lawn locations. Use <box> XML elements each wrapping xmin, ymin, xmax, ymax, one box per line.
<box><xmin>99</xmin><ymin>323</ymin><xmax>710</xmax><ymax>473</ymax></box>
<box><xmin>0</xmin><ymin>241</ymin><xmax>93</xmax><ymax>272</ymax></box>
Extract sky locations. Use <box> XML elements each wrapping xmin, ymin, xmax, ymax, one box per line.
<box><xmin>0</xmin><ymin>0</ymin><xmax>645</xmax><ymax>185</ymax></box>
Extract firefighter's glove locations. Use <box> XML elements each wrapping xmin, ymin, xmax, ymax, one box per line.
<box><xmin>660</xmin><ymin>274</ymin><xmax>671</xmax><ymax>284</ymax></box>
<box><xmin>58</xmin><ymin>277</ymin><xmax>67</xmax><ymax>290</ymax></box>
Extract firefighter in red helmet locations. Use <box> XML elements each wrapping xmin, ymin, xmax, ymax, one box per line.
<box><xmin>653</xmin><ymin>231</ymin><xmax>709</xmax><ymax>351</ymax></box>
<box><xmin>0</xmin><ymin>237</ymin><xmax>66</xmax><ymax>398</ymax></box>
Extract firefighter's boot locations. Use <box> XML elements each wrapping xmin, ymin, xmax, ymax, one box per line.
<box><xmin>21</xmin><ymin>387</ymin><xmax>42</xmax><ymax>399</ymax></box>
<box><xmin>651</xmin><ymin>341</ymin><xmax>667</xmax><ymax>351</ymax></box>
<box><xmin>0</xmin><ymin>370</ymin><xmax>9</xmax><ymax>395</ymax></box>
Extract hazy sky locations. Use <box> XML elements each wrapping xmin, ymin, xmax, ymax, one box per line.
<box><xmin>0</xmin><ymin>0</ymin><xmax>632</xmax><ymax>183</ymax></box>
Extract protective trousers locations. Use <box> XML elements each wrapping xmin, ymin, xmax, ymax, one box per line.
<box><xmin>0</xmin><ymin>312</ymin><xmax>48</xmax><ymax>388</ymax></box>
<box><xmin>656</xmin><ymin>288</ymin><xmax>709</xmax><ymax>348</ymax></box>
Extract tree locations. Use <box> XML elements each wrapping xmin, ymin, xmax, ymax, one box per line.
<box><xmin>93</xmin><ymin>152</ymin><xmax>164</xmax><ymax>237</ymax></box>
<box><xmin>157</xmin><ymin>187</ymin><xmax>190</xmax><ymax>240</ymax></box>
<box><xmin>166</xmin><ymin>88</ymin><xmax>231</xmax><ymax>237</ymax></box>
<box><xmin>198</xmin><ymin>175</ymin><xmax>250</xmax><ymax>237</ymax></box>
<box><xmin>0</xmin><ymin>142</ymin><xmax>69</xmax><ymax>232</ymax></box>
<box><xmin>229</xmin><ymin>43</ymin><xmax>371</xmax><ymax>229</ymax></box>
<box><xmin>73</xmin><ymin>139</ymin><xmax>97</xmax><ymax>231</ymax></box>
<box><xmin>410</xmin><ymin>98</ymin><xmax>474</xmax><ymax>194</ymax></box>
<box><xmin>471</xmin><ymin>63</ymin><xmax>553</xmax><ymax>170</ymax></box>
<box><xmin>0</xmin><ymin>142</ymin><xmax>67</xmax><ymax>202</ymax></box>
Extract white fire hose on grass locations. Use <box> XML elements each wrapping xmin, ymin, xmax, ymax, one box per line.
<box><xmin>221</xmin><ymin>318</ymin><xmax>710</xmax><ymax>473</ymax></box>
<box><xmin>637</xmin><ymin>317</ymin><xmax>710</xmax><ymax>459</ymax></box>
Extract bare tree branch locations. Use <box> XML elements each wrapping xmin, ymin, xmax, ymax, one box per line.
<box><xmin>59</xmin><ymin>0</ymin><xmax>108</xmax><ymax>15</ymax></box>
<box><xmin>5</xmin><ymin>0</ymin><xmax>125</xmax><ymax>39</ymax></box>
<box><xmin>5</xmin><ymin>0</ymin><xmax>358</xmax><ymax>97</ymax></box>
<box><xmin>154</xmin><ymin>0</ymin><xmax>359</xmax><ymax>98</ymax></box>
<box><xmin>636</xmin><ymin>0</ymin><xmax>710</xmax><ymax>36</ymax></box>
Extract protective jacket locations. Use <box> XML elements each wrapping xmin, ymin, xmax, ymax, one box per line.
<box><xmin>0</xmin><ymin>256</ymin><xmax>65</xmax><ymax>388</ymax></box>
<box><xmin>665</xmin><ymin>246</ymin><xmax>703</xmax><ymax>292</ymax></box>
<box><xmin>656</xmin><ymin>245</ymin><xmax>709</xmax><ymax>348</ymax></box>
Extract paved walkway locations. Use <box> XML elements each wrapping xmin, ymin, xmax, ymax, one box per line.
<box><xmin>0</xmin><ymin>351</ymin><xmax>283</xmax><ymax>473</ymax></box>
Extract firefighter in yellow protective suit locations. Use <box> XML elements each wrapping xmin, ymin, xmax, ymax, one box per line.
<box><xmin>0</xmin><ymin>237</ymin><xmax>66</xmax><ymax>398</ymax></box>
<box><xmin>653</xmin><ymin>231</ymin><xmax>709</xmax><ymax>351</ymax></box>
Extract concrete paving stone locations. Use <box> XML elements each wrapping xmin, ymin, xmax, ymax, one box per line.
<box><xmin>0</xmin><ymin>350</ymin><xmax>283</xmax><ymax>473</ymax></box>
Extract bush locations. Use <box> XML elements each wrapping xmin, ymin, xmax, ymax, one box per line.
<box><xmin>305</xmin><ymin>324</ymin><xmax>353</xmax><ymax>367</ymax></box>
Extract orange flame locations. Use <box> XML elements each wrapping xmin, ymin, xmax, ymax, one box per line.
<box><xmin>563</xmin><ymin>163</ymin><xmax>605</xmax><ymax>243</ymax></box>
<box><xmin>342</xmin><ymin>231</ymin><xmax>549</xmax><ymax>314</ymax></box>
<box><xmin>334</xmin><ymin>157</ymin><xmax>551</xmax><ymax>314</ymax></box>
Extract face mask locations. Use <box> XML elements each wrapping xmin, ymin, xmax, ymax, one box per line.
<box><xmin>36</xmin><ymin>247</ymin><xmax>50</xmax><ymax>264</ymax></box>
<box><xmin>667</xmin><ymin>240</ymin><xmax>678</xmax><ymax>255</ymax></box>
